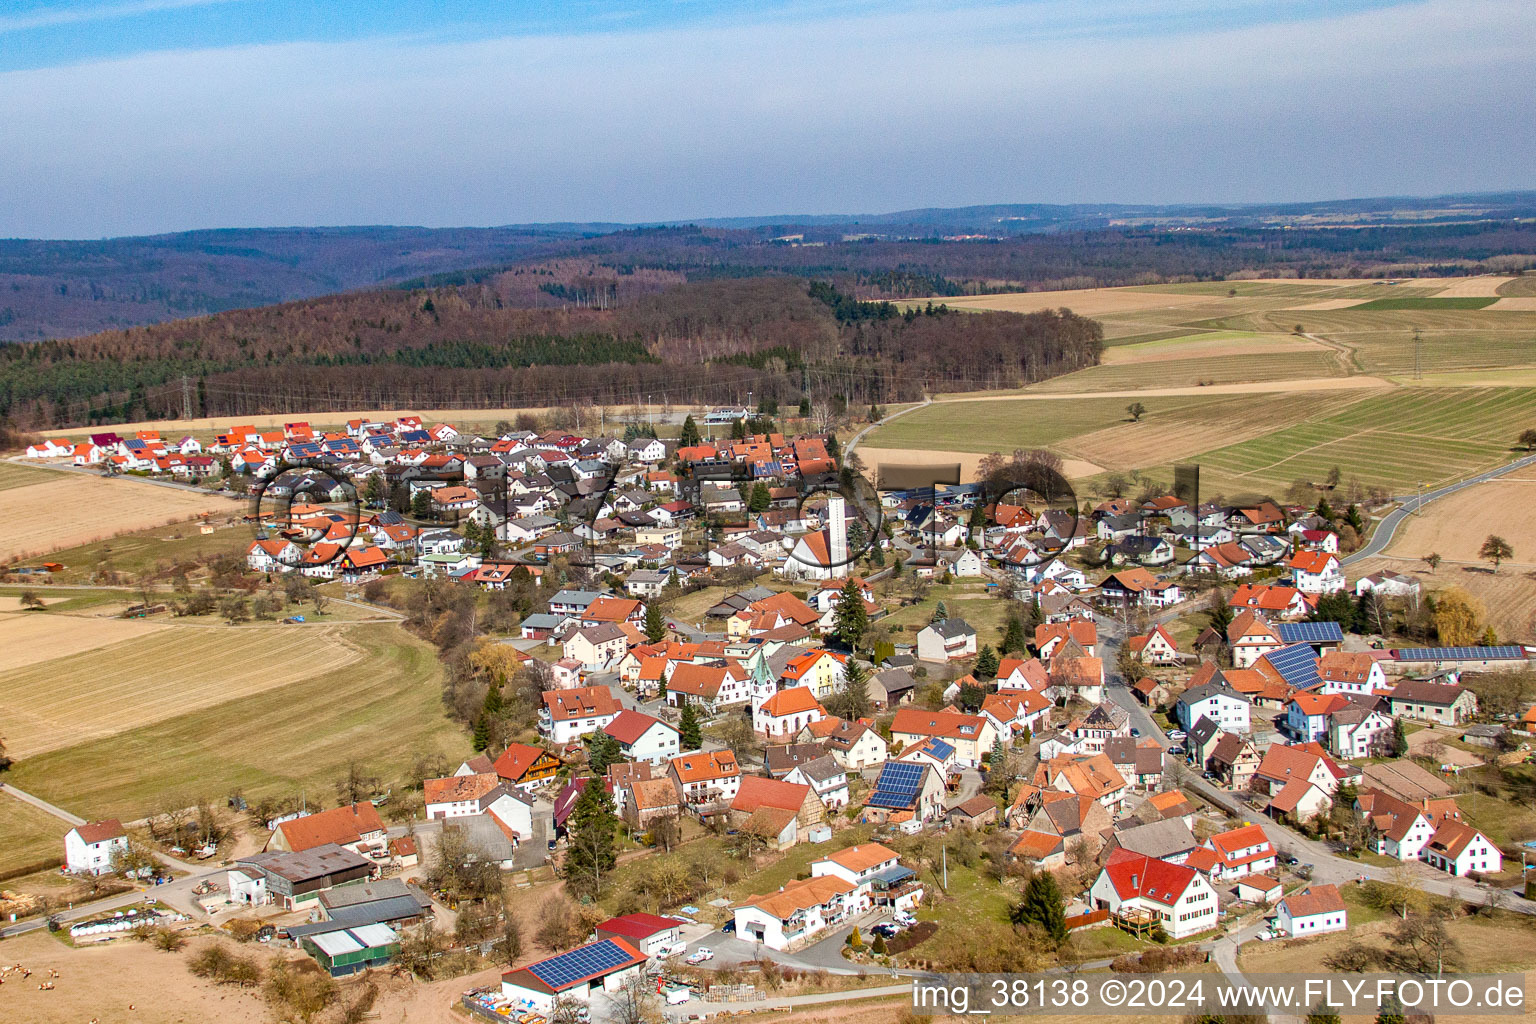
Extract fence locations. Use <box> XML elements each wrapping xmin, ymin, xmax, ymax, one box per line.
<box><xmin>1065</xmin><ymin>908</ymin><xmax>1109</xmax><ymax>931</ymax></box>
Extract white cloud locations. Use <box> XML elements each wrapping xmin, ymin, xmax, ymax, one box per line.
<box><xmin>0</xmin><ymin>0</ymin><xmax>247</xmax><ymax>35</ymax></box>
<box><xmin>1</xmin><ymin>0</ymin><xmax>1531</xmax><ymax>236</ymax></box>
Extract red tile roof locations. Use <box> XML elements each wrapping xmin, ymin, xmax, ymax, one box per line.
<box><xmin>276</xmin><ymin>803</ymin><xmax>384</xmax><ymax>852</ymax></box>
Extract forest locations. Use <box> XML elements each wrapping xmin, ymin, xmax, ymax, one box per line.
<box><xmin>0</xmin><ymin>277</ymin><xmax>1102</xmax><ymax>427</ymax></box>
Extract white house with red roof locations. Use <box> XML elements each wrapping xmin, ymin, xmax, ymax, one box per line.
<box><xmin>1127</xmin><ymin>624</ymin><xmax>1180</xmax><ymax>666</ymax></box>
<box><xmin>754</xmin><ymin>686</ymin><xmax>827</xmax><ymax>740</ymax></box>
<box><xmin>1317</xmin><ymin>651</ymin><xmax>1387</xmax><ymax>695</ymax></box>
<box><xmin>540</xmin><ymin>686</ymin><xmax>622</xmax><ymax>745</ymax></box>
<box><xmin>979</xmin><ymin>689</ymin><xmax>1052</xmax><ymax>741</ymax></box>
<box><xmin>1185</xmin><ymin>823</ymin><xmax>1277</xmax><ymax>882</ymax></box>
<box><xmin>1230</xmin><ymin>583</ymin><xmax>1311</xmax><ymax>620</ymax></box>
<box><xmin>1275</xmin><ymin>883</ymin><xmax>1347</xmax><ymax>937</ymax></box>
<box><xmin>65</xmin><ymin>820</ymin><xmax>128</xmax><ymax>875</ymax></box>
<box><xmin>602</xmin><ymin>709</ymin><xmax>680</xmax><ymax>764</ymax></box>
<box><xmin>594</xmin><ymin>913</ymin><xmax>686</xmax><ymax>959</ymax></box>
<box><xmin>1088</xmin><ymin>849</ymin><xmax>1220</xmax><ymax>939</ymax></box>
<box><xmin>1288</xmin><ymin>550</ymin><xmax>1345</xmax><ymax>594</ymax></box>
<box><xmin>1421</xmin><ymin>821</ymin><xmax>1502</xmax><ymax>877</ymax></box>
<box><xmin>247</xmin><ymin>537</ymin><xmax>300</xmax><ymax>573</ymax></box>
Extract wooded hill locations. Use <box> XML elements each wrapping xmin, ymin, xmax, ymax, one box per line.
<box><xmin>0</xmin><ymin>277</ymin><xmax>1103</xmax><ymax>427</ymax></box>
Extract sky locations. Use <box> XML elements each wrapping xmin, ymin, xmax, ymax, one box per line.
<box><xmin>1</xmin><ymin>0</ymin><xmax>1533</xmax><ymax>238</ymax></box>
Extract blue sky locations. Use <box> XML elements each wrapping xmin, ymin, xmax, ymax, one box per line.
<box><xmin>1</xmin><ymin>0</ymin><xmax>1532</xmax><ymax>237</ymax></box>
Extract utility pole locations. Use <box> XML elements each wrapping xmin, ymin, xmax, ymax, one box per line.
<box><xmin>181</xmin><ymin>374</ymin><xmax>193</xmax><ymax>421</ymax></box>
<box><xmin>1413</xmin><ymin>327</ymin><xmax>1423</xmax><ymax>381</ymax></box>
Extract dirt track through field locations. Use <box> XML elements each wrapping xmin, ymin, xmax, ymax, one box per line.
<box><xmin>0</xmin><ymin>622</ymin><xmax>366</xmax><ymax>758</ymax></box>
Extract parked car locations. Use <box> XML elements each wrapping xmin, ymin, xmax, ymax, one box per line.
<box><xmin>686</xmin><ymin>948</ymin><xmax>714</xmax><ymax>965</ymax></box>
<box><xmin>870</xmin><ymin>923</ymin><xmax>900</xmax><ymax>938</ymax></box>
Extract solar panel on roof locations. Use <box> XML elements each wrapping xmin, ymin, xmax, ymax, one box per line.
<box><xmin>1276</xmin><ymin>621</ymin><xmax>1344</xmax><ymax>645</ymax></box>
<box><xmin>1392</xmin><ymin>646</ymin><xmax>1525</xmax><ymax>660</ymax></box>
<box><xmin>527</xmin><ymin>939</ymin><xmax>634</xmax><ymax>990</ymax></box>
<box><xmin>1263</xmin><ymin>643</ymin><xmax>1320</xmax><ymax>689</ymax></box>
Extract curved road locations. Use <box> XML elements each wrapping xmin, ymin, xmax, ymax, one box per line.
<box><xmin>1342</xmin><ymin>452</ymin><xmax>1536</xmax><ymax>565</ymax></box>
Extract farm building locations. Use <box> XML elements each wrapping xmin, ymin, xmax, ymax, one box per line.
<box><xmin>500</xmin><ymin>938</ymin><xmax>648</xmax><ymax>1011</ymax></box>
<box><xmin>301</xmin><ymin>923</ymin><xmax>401</xmax><ymax>977</ymax></box>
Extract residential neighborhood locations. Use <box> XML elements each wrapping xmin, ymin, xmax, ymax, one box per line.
<box><xmin>8</xmin><ymin>407</ymin><xmax>1536</xmax><ymax>1024</ymax></box>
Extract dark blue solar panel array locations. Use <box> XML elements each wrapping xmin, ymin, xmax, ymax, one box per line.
<box><xmin>1393</xmin><ymin>646</ymin><xmax>1525</xmax><ymax>660</ymax></box>
<box><xmin>527</xmin><ymin>939</ymin><xmax>634</xmax><ymax>989</ymax></box>
<box><xmin>923</xmin><ymin>739</ymin><xmax>955</xmax><ymax>760</ymax></box>
<box><xmin>867</xmin><ymin>761</ymin><xmax>925</xmax><ymax>809</ymax></box>
<box><xmin>1276</xmin><ymin>621</ymin><xmax>1344</xmax><ymax>645</ymax></box>
<box><xmin>1264</xmin><ymin>643</ymin><xmax>1320</xmax><ymax>689</ymax></box>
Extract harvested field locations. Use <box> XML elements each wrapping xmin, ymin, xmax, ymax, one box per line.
<box><xmin>1432</xmin><ymin>275</ymin><xmax>1515</xmax><ymax>297</ymax></box>
<box><xmin>0</xmin><ymin>930</ymin><xmax>271</xmax><ymax>1024</ymax></box>
<box><xmin>0</xmin><ymin>792</ymin><xmax>68</xmax><ymax>875</ymax></box>
<box><xmin>1488</xmin><ymin>297</ymin><xmax>1536</xmax><ymax>311</ymax></box>
<box><xmin>1025</xmin><ymin>348</ymin><xmax>1345</xmax><ymax>393</ymax></box>
<box><xmin>0</xmin><ymin>473</ymin><xmax>237</xmax><ymax>562</ymax></box>
<box><xmin>1099</xmin><ymin>330</ymin><xmax>1322</xmax><ymax>364</ymax></box>
<box><xmin>1281</xmin><ymin>298</ymin><xmax>1368</xmax><ymax>310</ymax></box>
<box><xmin>868</xmin><ymin>394</ymin><xmax>1228</xmax><ymax>453</ymax></box>
<box><xmin>0</xmin><ymin>621</ymin><xmax>365</xmax><ymax>759</ymax></box>
<box><xmin>0</xmin><ymin>609</ymin><xmax>165</xmax><ymax>673</ymax></box>
<box><xmin>928</xmin><ymin>288</ymin><xmax>1205</xmax><ymax>316</ymax></box>
<box><xmin>4</xmin><ymin>622</ymin><xmax>465</xmax><ymax>820</ymax></box>
<box><xmin>1382</xmin><ymin>467</ymin><xmax>1536</xmax><ymax>566</ymax></box>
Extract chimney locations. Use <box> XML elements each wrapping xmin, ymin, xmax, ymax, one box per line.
<box><xmin>827</xmin><ymin>494</ymin><xmax>848</xmax><ymax>578</ymax></box>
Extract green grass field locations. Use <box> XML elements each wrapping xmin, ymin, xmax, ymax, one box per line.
<box><xmin>1025</xmin><ymin>349</ymin><xmax>1344</xmax><ymax>393</ymax></box>
<box><xmin>1349</xmin><ymin>296</ymin><xmax>1497</xmax><ymax>311</ymax></box>
<box><xmin>4</xmin><ymin>622</ymin><xmax>468</xmax><ymax>821</ymax></box>
<box><xmin>0</xmin><ymin>462</ymin><xmax>59</xmax><ymax>491</ymax></box>
<box><xmin>870</xmin><ymin>393</ymin><xmax>1240</xmax><ymax>453</ymax></box>
<box><xmin>0</xmin><ymin>795</ymin><xmax>68</xmax><ymax>875</ymax></box>
<box><xmin>1171</xmin><ymin>386</ymin><xmax>1536</xmax><ymax>494</ymax></box>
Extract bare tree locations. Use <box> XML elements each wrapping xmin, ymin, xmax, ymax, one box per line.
<box><xmin>611</xmin><ymin>971</ymin><xmax>662</xmax><ymax>1024</ymax></box>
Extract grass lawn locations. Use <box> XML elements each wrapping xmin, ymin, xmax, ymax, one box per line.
<box><xmin>44</xmin><ymin>519</ymin><xmax>252</xmax><ymax>584</ymax></box>
<box><xmin>0</xmin><ymin>462</ymin><xmax>60</xmax><ymax>491</ymax></box>
<box><xmin>5</xmin><ymin>622</ymin><xmax>469</xmax><ymax>821</ymax></box>
<box><xmin>1238</xmin><ymin>906</ymin><xmax>1536</xmax><ymax>974</ymax></box>
<box><xmin>880</xmin><ymin>582</ymin><xmax>1015</xmax><ymax>650</ymax></box>
<box><xmin>0</xmin><ymin>794</ymin><xmax>69</xmax><ymax>875</ymax></box>
<box><xmin>1459</xmin><ymin>763</ymin><xmax>1536</xmax><ymax>850</ymax></box>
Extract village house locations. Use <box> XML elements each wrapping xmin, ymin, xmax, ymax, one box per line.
<box><xmin>669</xmin><ymin>750</ymin><xmax>742</xmax><ymax>810</ymax></box>
<box><xmin>1274</xmin><ymin>884</ymin><xmax>1347</xmax><ymax>937</ymax></box>
<box><xmin>1089</xmin><ymin>849</ymin><xmax>1220</xmax><ymax>940</ymax></box>
<box><xmin>1389</xmin><ymin>679</ymin><xmax>1477</xmax><ymax>725</ymax></box>
<box><xmin>1175</xmin><ymin>677</ymin><xmax>1251</xmax><ymax>734</ymax></box>
<box><xmin>267</xmin><ymin>803</ymin><xmax>387</xmax><ymax>856</ymax></box>
<box><xmin>601</xmin><ymin>710</ymin><xmax>681</xmax><ymax>764</ymax></box>
<box><xmin>862</xmin><ymin>760</ymin><xmax>947</xmax><ymax>827</ymax></box>
<box><xmin>818</xmin><ymin>718</ymin><xmax>889</xmax><ymax>770</ymax></box>
<box><xmin>562</xmin><ymin>623</ymin><xmax>630</xmax><ymax>671</ymax></box>
<box><xmin>539</xmin><ymin>686</ymin><xmax>622</xmax><ymax>745</ymax></box>
<box><xmin>890</xmin><ymin>707</ymin><xmax>996</xmax><ymax>768</ymax></box>
<box><xmin>1127</xmin><ymin>624</ymin><xmax>1180</xmax><ymax>665</ymax></box>
<box><xmin>1288</xmin><ymin>550</ymin><xmax>1345</xmax><ymax>594</ymax></box>
<box><xmin>1185</xmin><ymin>823</ymin><xmax>1277</xmax><ymax>882</ymax></box>
<box><xmin>785</xmin><ymin>755</ymin><xmax>850</xmax><ymax>811</ymax></box>
<box><xmin>916</xmin><ymin>617</ymin><xmax>978</xmax><ymax>662</ymax></box>
<box><xmin>65</xmin><ymin>820</ymin><xmax>129</xmax><ymax>875</ymax></box>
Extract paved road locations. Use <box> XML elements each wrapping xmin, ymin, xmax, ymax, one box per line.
<box><xmin>843</xmin><ymin>397</ymin><xmax>934</xmax><ymax>464</ymax></box>
<box><xmin>1342</xmin><ymin>452</ymin><xmax>1536</xmax><ymax>566</ymax></box>
<box><xmin>1</xmin><ymin>782</ymin><xmax>85</xmax><ymax>827</ymax></box>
